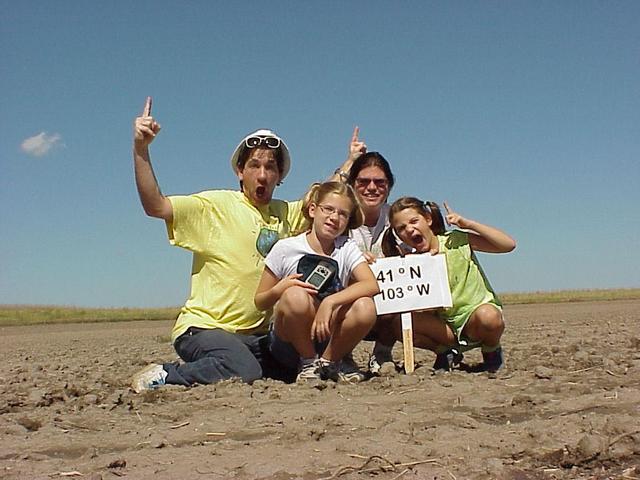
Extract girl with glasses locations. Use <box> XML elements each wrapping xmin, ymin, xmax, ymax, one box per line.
<box><xmin>254</xmin><ymin>182</ymin><xmax>379</xmax><ymax>382</ymax></box>
<box><xmin>381</xmin><ymin>197</ymin><xmax>516</xmax><ymax>373</ymax></box>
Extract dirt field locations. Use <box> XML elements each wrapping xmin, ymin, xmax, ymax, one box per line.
<box><xmin>1</xmin><ymin>300</ymin><xmax>639</xmax><ymax>480</ymax></box>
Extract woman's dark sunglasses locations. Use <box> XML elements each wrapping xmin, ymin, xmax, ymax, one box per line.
<box><xmin>355</xmin><ymin>177</ymin><xmax>388</xmax><ymax>189</ymax></box>
<box><xmin>245</xmin><ymin>136</ymin><xmax>280</xmax><ymax>149</ymax></box>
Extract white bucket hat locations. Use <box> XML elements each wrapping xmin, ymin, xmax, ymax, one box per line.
<box><xmin>230</xmin><ymin>129</ymin><xmax>291</xmax><ymax>180</ymax></box>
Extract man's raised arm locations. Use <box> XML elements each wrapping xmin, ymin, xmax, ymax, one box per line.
<box><xmin>133</xmin><ymin>97</ymin><xmax>173</xmax><ymax>221</ymax></box>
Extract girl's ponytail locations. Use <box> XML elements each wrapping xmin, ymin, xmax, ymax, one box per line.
<box><xmin>301</xmin><ymin>183</ymin><xmax>322</xmax><ymax>230</ymax></box>
<box><xmin>381</xmin><ymin>227</ymin><xmax>403</xmax><ymax>257</ymax></box>
<box><xmin>424</xmin><ymin>201</ymin><xmax>446</xmax><ymax>235</ymax></box>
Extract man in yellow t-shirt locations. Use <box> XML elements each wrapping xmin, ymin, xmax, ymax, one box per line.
<box><xmin>129</xmin><ymin>98</ymin><xmax>352</xmax><ymax>392</ymax></box>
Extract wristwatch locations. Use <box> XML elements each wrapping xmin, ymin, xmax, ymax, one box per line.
<box><xmin>334</xmin><ymin>168</ymin><xmax>349</xmax><ymax>182</ymax></box>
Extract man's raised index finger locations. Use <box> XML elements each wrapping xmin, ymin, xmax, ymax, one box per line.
<box><xmin>142</xmin><ymin>96</ymin><xmax>152</xmax><ymax>117</ymax></box>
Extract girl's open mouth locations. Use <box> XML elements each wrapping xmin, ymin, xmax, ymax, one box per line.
<box><xmin>410</xmin><ymin>233</ymin><xmax>424</xmax><ymax>248</ymax></box>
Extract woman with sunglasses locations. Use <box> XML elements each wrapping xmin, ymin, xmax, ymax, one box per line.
<box><xmin>254</xmin><ymin>181</ymin><xmax>379</xmax><ymax>382</ymax></box>
<box><xmin>336</xmin><ymin>128</ymin><xmax>399</xmax><ymax>378</ymax></box>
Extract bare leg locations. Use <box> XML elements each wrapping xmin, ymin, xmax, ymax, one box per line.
<box><xmin>391</xmin><ymin>311</ymin><xmax>456</xmax><ymax>350</ymax></box>
<box><xmin>274</xmin><ymin>286</ymin><xmax>317</xmax><ymax>358</ymax></box>
<box><xmin>373</xmin><ymin>314</ymin><xmax>398</xmax><ymax>347</ymax></box>
<box><xmin>462</xmin><ymin>304</ymin><xmax>504</xmax><ymax>348</ymax></box>
<box><xmin>322</xmin><ymin>297</ymin><xmax>376</xmax><ymax>362</ymax></box>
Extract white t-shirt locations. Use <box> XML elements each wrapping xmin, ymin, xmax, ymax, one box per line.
<box><xmin>348</xmin><ymin>203</ymin><xmax>390</xmax><ymax>259</ymax></box>
<box><xmin>265</xmin><ymin>232</ymin><xmax>366</xmax><ymax>289</ymax></box>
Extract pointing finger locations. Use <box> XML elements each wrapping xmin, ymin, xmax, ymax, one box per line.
<box><xmin>443</xmin><ymin>201</ymin><xmax>452</xmax><ymax>215</ymax></box>
<box><xmin>351</xmin><ymin>126</ymin><xmax>359</xmax><ymax>143</ymax></box>
<box><xmin>142</xmin><ymin>96</ymin><xmax>152</xmax><ymax>117</ymax></box>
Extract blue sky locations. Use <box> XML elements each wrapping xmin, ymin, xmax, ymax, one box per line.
<box><xmin>2</xmin><ymin>1</ymin><xmax>639</xmax><ymax>307</ymax></box>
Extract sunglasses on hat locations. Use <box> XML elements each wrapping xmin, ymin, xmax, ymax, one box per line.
<box><xmin>245</xmin><ymin>136</ymin><xmax>281</xmax><ymax>149</ymax></box>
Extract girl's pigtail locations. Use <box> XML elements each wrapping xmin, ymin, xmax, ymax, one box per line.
<box><xmin>425</xmin><ymin>201</ymin><xmax>446</xmax><ymax>235</ymax></box>
<box><xmin>300</xmin><ymin>183</ymin><xmax>321</xmax><ymax>232</ymax></box>
<box><xmin>381</xmin><ymin>227</ymin><xmax>403</xmax><ymax>257</ymax></box>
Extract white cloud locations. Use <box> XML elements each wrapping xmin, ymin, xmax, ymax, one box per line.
<box><xmin>20</xmin><ymin>132</ymin><xmax>63</xmax><ymax>157</ymax></box>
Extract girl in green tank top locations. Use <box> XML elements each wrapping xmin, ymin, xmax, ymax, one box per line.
<box><xmin>381</xmin><ymin>197</ymin><xmax>516</xmax><ymax>373</ymax></box>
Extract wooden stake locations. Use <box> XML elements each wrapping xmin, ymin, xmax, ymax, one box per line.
<box><xmin>401</xmin><ymin>312</ymin><xmax>414</xmax><ymax>373</ymax></box>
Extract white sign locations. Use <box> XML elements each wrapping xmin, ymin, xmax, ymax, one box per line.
<box><xmin>370</xmin><ymin>255</ymin><xmax>452</xmax><ymax>315</ymax></box>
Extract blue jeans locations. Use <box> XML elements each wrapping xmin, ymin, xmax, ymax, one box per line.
<box><xmin>163</xmin><ymin>327</ymin><xmax>294</xmax><ymax>386</ymax></box>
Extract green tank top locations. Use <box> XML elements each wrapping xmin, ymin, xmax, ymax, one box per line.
<box><xmin>438</xmin><ymin>230</ymin><xmax>501</xmax><ymax>328</ymax></box>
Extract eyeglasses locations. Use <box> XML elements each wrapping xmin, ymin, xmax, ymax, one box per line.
<box><xmin>245</xmin><ymin>136</ymin><xmax>280</xmax><ymax>149</ymax></box>
<box><xmin>317</xmin><ymin>204</ymin><xmax>351</xmax><ymax>221</ymax></box>
<box><xmin>354</xmin><ymin>177</ymin><xmax>388</xmax><ymax>189</ymax></box>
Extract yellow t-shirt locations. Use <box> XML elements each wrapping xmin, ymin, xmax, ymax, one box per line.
<box><xmin>166</xmin><ymin>190</ymin><xmax>305</xmax><ymax>342</ymax></box>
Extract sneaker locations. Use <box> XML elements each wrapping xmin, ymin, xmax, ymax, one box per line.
<box><xmin>482</xmin><ymin>347</ymin><xmax>503</xmax><ymax>373</ymax></box>
<box><xmin>339</xmin><ymin>353</ymin><xmax>367</xmax><ymax>383</ymax></box>
<box><xmin>432</xmin><ymin>349</ymin><xmax>464</xmax><ymax>372</ymax></box>
<box><xmin>317</xmin><ymin>358</ymin><xmax>341</xmax><ymax>382</ymax></box>
<box><xmin>296</xmin><ymin>359</ymin><xmax>322</xmax><ymax>382</ymax></box>
<box><xmin>368</xmin><ymin>349</ymin><xmax>394</xmax><ymax>375</ymax></box>
<box><xmin>130</xmin><ymin>364</ymin><xmax>167</xmax><ymax>393</ymax></box>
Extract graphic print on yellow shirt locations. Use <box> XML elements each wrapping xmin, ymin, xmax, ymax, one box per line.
<box><xmin>256</xmin><ymin>227</ymin><xmax>280</xmax><ymax>258</ymax></box>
